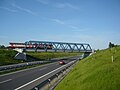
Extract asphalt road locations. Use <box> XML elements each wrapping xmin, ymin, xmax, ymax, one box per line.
<box><xmin>0</xmin><ymin>58</ymin><xmax>77</xmax><ymax>90</ymax></box>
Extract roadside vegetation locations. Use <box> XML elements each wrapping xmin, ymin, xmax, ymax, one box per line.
<box><xmin>0</xmin><ymin>49</ymin><xmax>23</xmax><ymax>66</ymax></box>
<box><xmin>27</xmin><ymin>52</ymin><xmax>81</xmax><ymax>60</ymax></box>
<box><xmin>55</xmin><ymin>46</ymin><xmax>120</xmax><ymax>90</ymax></box>
<box><xmin>0</xmin><ymin>49</ymin><xmax>81</xmax><ymax>66</ymax></box>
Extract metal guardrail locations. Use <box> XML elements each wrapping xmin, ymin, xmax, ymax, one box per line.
<box><xmin>0</xmin><ymin>56</ymin><xmax>80</xmax><ymax>71</ymax></box>
<box><xmin>14</xmin><ymin>60</ymin><xmax>78</xmax><ymax>90</ymax></box>
<box><xmin>0</xmin><ymin>61</ymin><xmax>50</xmax><ymax>71</ymax></box>
<box><xmin>33</xmin><ymin>60</ymin><xmax>78</xmax><ymax>90</ymax></box>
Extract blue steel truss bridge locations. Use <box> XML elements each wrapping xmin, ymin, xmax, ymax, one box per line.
<box><xmin>24</xmin><ymin>41</ymin><xmax>92</xmax><ymax>53</ymax></box>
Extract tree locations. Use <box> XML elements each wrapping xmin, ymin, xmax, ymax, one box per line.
<box><xmin>109</xmin><ymin>42</ymin><xmax>114</xmax><ymax>48</ymax></box>
<box><xmin>0</xmin><ymin>45</ymin><xmax>6</xmax><ymax>49</ymax></box>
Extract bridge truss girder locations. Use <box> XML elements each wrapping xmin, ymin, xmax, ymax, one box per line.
<box><xmin>25</xmin><ymin>41</ymin><xmax>92</xmax><ymax>52</ymax></box>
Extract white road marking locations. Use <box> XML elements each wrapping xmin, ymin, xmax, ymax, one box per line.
<box><xmin>14</xmin><ymin>61</ymin><xmax>75</xmax><ymax>90</ymax></box>
<box><xmin>0</xmin><ymin>79</ymin><xmax>12</xmax><ymax>84</ymax></box>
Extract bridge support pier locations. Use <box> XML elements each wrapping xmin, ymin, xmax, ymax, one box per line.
<box><xmin>83</xmin><ymin>52</ymin><xmax>91</xmax><ymax>58</ymax></box>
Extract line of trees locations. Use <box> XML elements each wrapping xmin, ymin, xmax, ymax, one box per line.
<box><xmin>109</xmin><ymin>42</ymin><xmax>119</xmax><ymax>48</ymax></box>
<box><xmin>0</xmin><ymin>45</ymin><xmax>6</xmax><ymax>49</ymax></box>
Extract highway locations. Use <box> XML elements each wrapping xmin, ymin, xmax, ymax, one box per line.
<box><xmin>0</xmin><ymin>57</ymin><xmax>78</xmax><ymax>90</ymax></box>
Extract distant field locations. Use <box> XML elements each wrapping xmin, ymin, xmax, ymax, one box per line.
<box><xmin>27</xmin><ymin>52</ymin><xmax>81</xmax><ymax>60</ymax></box>
<box><xmin>0</xmin><ymin>49</ymin><xmax>23</xmax><ymax>66</ymax></box>
<box><xmin>55</xmin><ymin>46</ymin><xmax>120</xmax><ymax>90</ymax></box>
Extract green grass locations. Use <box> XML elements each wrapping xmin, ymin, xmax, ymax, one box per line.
<box><xmin>55</xmin><ymin>46</ymin><xmax>120</xmax><ymax>90</ymax></box>
<box><xmin>27</xmin><ymin>52</ymin><xmax>81</xmax><ymax>60</ymax></box>
<box><xmin>0</xmin><ymin>49</ymin><xmax>24</xmax><ymax>66</ymax></box>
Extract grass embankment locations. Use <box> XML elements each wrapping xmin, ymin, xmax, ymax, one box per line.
<box><xmin>0</xmin><ymin>49</ymin><xmax>23</xmax><ymax>66</ymax></box>
<box><xmin>27</xmin><ymin>52</ymin><xmax>81</xmax><ymax>60</ymax></box>
<box><xmin>55</xmin><ymin>46</ymin><xmax>120</xmax><ymax>90</ymax></box>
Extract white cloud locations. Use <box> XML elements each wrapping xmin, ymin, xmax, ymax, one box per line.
<box><xmin>68</xmin><ymin>25</ymin><xmax>79</xmax><ymax>29</ymax></box>
<box><xmin>51</xmin><ymin>19</ymin><xmax>65</xmax><ymax>25</ymax></box>
<box><xmin>36</xmin><ymin>0</ymin><xmax>49</xmax><ymax>5</ymax></box>
<box><xmin>36</xmin><ymin>0</ymin><xmax>79</xmax><ymax>10</ymax></box>
<box><xmin>0</xmin><ymin>6</ymin><xmax>17</xmax><ymax>12</ymax></box>
<box><xmin>71</xmin><ymin>28</ymin><xmax>91</xmax><ymax>32</ymax></box>
<box><xmin>55</xmin><ymin>3</ymin><xmax>79</xmax><ymax>10</ymax></box>
<box><xmin>51</xmin><ymin>18</ymin><xmax>83</xmax><ymax>32</ymax></box>
<box><xmin>12</xmin><ymin>3</ymin><xmax>37</xmax><ymax>16</ymax></box>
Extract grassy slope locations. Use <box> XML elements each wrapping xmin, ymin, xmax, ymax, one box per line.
<box><xmin>0</xmin><ymin>49</ymin><xmax>23</xmax><ymax>66</ymax></box>
<box><xmin>55</xmin><ymin>46</ymin><xmax>120</xmax><ymax>90</ymax></box>
<box><xmin>27</xmin><ymin>52</ymin><xmax>81</xmax><ymax>60</ymax></box>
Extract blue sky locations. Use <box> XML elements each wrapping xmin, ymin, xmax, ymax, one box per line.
<box><xmin>0</xmin><ymin>0</ymin><xmax>120</xmax><ymax>49</ymax></box>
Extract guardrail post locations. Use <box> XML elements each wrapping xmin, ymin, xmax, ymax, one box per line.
<box><xmin>34</xmin><ymin>87</ymin><xmax>38</xmax><ymax>90</ymax></box>
<box><xmin>56</xmin><ymin>74</ymin><xmax>59</xmax><ymax>78</ymax></box>
<box><xmin>65</xmin><ymin>67</ymin><xmax>69</xmax><ymax>73</ymax></box>
<box><xmin>61</xmin><ymin>70</ymin><xmax>64</xmax><ymax>76</ymax></box>
<box><xmin>48</xmin><ymin>79</ymin><xmax>51</xmax><ymax>87</ymax></box>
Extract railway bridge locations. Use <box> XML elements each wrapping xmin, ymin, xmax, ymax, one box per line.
<box><xmin>24</xmin><ymin>41</ymin><xmax>92</xmax><ymax>53</ymax></box>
